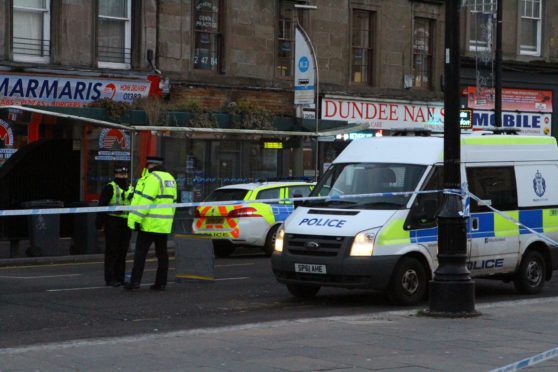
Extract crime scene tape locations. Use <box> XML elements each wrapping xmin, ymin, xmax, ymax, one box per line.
<box><xmin>0</xmin><ymin>189</ymin><xmax>450</xmax><ymax>217</ymax></box>
<box><xmin>490</xmin><ymin>345</ymin><xmax>558</xmax><ymax>372</ymax></box>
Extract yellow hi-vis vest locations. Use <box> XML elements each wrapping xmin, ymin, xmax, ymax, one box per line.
<box><xmin>127</xmin><ymin>169</ymin><xmax>177</xmax><ymax>234</ymax></box>
<box><xmin>108</xmin><ymin>181</ymin><xmax>133</xmax><ymax>218</ymax></box>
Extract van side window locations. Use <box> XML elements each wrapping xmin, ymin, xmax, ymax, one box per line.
<box><xmin>406</xmin><ymin>165</ymin><xmax>443</xmax><ymax>229</ymax></box>
<box><xmin>256</xmin><ymin>187</ymin><xmax>281</xmax><ymax>202</ymax></box>
<box><xmin>288</xmin><ymin>185</ymin><xmax>311</xmax><ymax>198</ymax></box>
<box><xmin>466</xmin><ymin>166</ymin><xmax>517</xmax><ymax>212</ymax></box>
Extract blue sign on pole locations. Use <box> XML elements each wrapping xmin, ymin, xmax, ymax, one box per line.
<box><xmin>298</xmin><ymin>56</ymin><xmax>309</xmax><ymax>73</ymax></box>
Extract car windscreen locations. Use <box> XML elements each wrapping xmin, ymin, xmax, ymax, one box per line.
<box><xmin>306</xmin><ymin>163</ymin><xmax>427</xmax><ymax>210</ymax></box>
<box><xmin>204</xmin><ymin>189</ymin><xmax>248</xmax><ymax>202</ymax></box>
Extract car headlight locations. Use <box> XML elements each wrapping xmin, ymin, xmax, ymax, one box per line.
<box><xmin>274</xmin><ymin>226</ymin><xmax>285</xmax><ymax>252</ymax></box>
<box><xmin>350</xmin><ymin>230</ymin><xmax>376</xmax><ymax>256</ymax></box>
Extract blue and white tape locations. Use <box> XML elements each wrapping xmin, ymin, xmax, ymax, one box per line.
<box><xmin>0</xmin><ymin>189</ymin><xmax>448</xmax><ymax>217</ymax></box>
<box><xmin>490</xmin><ymin>345</ymin><xmax>558</xmax><ymax>372</ymax></box>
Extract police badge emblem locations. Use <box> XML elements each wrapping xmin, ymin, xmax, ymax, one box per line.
<box><xmin>533</xmin><ymin>170</ymin><xmax>546</xmax><ymax>197</ymax></box>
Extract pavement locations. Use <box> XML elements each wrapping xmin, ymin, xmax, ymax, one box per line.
<box><xmin>2</xmin><ymin>292</ymin><xmax>558</xmax><ymax>371</ymax></box>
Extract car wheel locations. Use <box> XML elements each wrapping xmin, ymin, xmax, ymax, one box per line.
<box><xmin>287</xmin><ymin>284</ymin><xmax>320</xmax><ymax>299</ymax></box>
<box><xmin>387</xmin><ymin>256</ymin><xmax>428</xmax><ymax>306</ymax></box>
<box><xmin>263</xmin><ymin>225</ymin><xmax>280</xmax><ymax>257</ymax></box>
<box><xmin>514</xmin><ymin>250</ymin><xmax>546</xmax><ymax>294</ymax></box>
<box><xmin>213</xmin><ymin>242</ymin><xmax>236</xmax><ymax>258</ymax></box>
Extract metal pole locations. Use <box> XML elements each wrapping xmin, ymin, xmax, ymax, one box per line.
<box><xmin>426</xmin><ymin>0</ymin><xmax>478</xmax><ymax>317</ymax></box>
<box><xmin>494</xmin><ymin>0</ymin><xmax>503</xmax><ymax>129</ymax></box>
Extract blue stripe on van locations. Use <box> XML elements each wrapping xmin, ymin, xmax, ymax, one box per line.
<box><xmin>468</xmin><ymin>212</ymin><xmax>495</xmax><ymax>239</ymax></box>
<box><xmin>410</xmin><ymin>227</ymin><xmax>438</xmax><ymax>243</ymax></box>
<box><xmin>519</xmin><ymin>209</ymin><xmax>543</xmax><ymax>234</ymax></box>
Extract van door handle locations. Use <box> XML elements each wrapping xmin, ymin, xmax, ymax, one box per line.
<box><xmin>471</xmin><ymin>217</ymin><xmax>479</xmax><ymax>231</ymax></box>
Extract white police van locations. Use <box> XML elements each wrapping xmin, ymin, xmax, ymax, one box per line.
<box><xmin>271</xmin><ymin>134</ymin><xmax>558</xmax><ymax>305</ymax></box>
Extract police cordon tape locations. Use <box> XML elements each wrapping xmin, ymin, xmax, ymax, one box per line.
<box><xmin>490</xmin><ymin>345</ymin><xmax>558</xmax><ymax>372</ymax></box>
<box><xmin>0</xmin><ymin>189</ymin><xmax>450</xmax><ymax>217</ymax></box>
<box><xmin>1</xmin><ymin>187</ymin><xmax>557</xmax><ymax>248</ymax></box>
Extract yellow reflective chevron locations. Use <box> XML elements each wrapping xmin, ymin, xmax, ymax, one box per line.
<box><xmin>494</xmin><ymin>210</ymin><xmax>519</xmax><ymax>237</ymax></box>
<box><xmin>376</xmin><ymin>219</ymin><xmax>410</xmax><ymax>246</ymax></box>
<box><xmin>543</xmin><ymin>209</ymin><xmax>558</xmax><ymax>234</ymax></box>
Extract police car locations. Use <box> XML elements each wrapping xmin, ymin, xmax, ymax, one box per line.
<box><xmin>193</xmin><ymin>181</ymin><xmax>314</xmax><ymax>257</ymax></box>
<box><xmin>272</xmin><ymin>134</ymin><xmax>558</xmax><ymax>305</ymax></box>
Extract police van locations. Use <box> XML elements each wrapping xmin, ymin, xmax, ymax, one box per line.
<box><xmin>271</xmin><ymin>134</ymin><xmax>558</xmax><ymax>305</ymax></box>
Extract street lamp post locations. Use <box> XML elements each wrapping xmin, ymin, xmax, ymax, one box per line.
<box><xmin>426</xmin><ymin>0</ymin><xmax>478</xmax><ymax>317</ymax></box>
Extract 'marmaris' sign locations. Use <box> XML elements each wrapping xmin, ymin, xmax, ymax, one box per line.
<box><xmin>0</xmin><ymin>74</ymin><xmax>153</xmax><ymax>107</ymax></box>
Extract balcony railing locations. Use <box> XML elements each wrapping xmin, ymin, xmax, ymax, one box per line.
<box><xmin>97</xmin><ymin>45</ymin><xmax>132</xmax><ymax>65</ymax></box>
<box><xmin>13</xmin><ymin>37</ymin><xmax>50</xmax><ymax>57</ymax></box>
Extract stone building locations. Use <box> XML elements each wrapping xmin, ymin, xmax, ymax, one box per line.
<box><xmin>0</xmin><ymin>0</ymin><xmax>557</xmax><ymax>209</ymax></box>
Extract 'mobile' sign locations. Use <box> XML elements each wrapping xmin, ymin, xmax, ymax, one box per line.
<box><xmin>0</xmin><ymin>73</ymin><xmax>154</xmax><ymax>107</ymax></box>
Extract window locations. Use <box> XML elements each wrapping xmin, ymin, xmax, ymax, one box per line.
<box><xmin>406</xmin><ymin>166</ymin><xmax>443</xmax><ymax>229</ymax></box>
<box><xmin>97</xmin><ymin>0</ymin><xmax>132</xmax><ymax>69</ymax></box>
<box><xmin>12</xmin><ymin>0</ymin><xmax>50</xmax><ymax>63</ymax></box>
<box><xmin>520</xmin><ymin>0</ymin><xmax>542</xmax><ymax>55</ymax></box>
<box><xmin>467</xmin><ymin>0</ymin><xmax>495</xmax><ymax>51</ymax></box>
<box><xmin>467</xmin><ymin>167</ymin><xmax>517</xmax><ymax>212</ymax></box>
<box><xmin>193</xmin><ymin>0</ymin><xmax>222</xmax><ymax>72</ymax></box>
<box><xmin>412</xmin><ymin>18</ymin><xmax>433</xmax><ymax>89</ymax></box>
<box><xmin>256</xmin><ymin>188</ymin><xmax>281</xmax><ymax>201</ymax></box>
<box><xmin>276</xmin><ymin>1</ymin><xmax>304</xmax><ymax>77</ymax></box>
<box><xmin>351</xmin><ymin>10</ymin><xmax>375</xmax><ymax>84</ymax></box>
<box><xmin>288</xmin><ymin>185</ymin><xmax>312</xmax><ymax>199</ymax></box>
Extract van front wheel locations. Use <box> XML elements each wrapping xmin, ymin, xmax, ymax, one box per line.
<box><xmin>514</xmin><ymin>250</ymin><xmax>546</xmax><ymax>294</ymax></box>
<box><xmin>388</xmin><ymin>257</ymin><xmax>427</xmax><ymax>306</ymax></box>
<box><xmin>287</xmin><ymin>284</ymin><xmax>320</xmax><ymax>299</ymax></box>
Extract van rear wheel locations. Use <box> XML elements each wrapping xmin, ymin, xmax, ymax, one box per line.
<box><xmin>287</xmin><ymin>284</ymin><xmax>320</xmax><ymax>299</ymax></box>
<box><xmin>388</xmin><ymin>257</ymin><xmax>427</xmax><ymax>306</ymax></box>
<box><xmin>514</xmin><ymin>250</ymin><xmax>546</xmax><ymax>294</ymax></box>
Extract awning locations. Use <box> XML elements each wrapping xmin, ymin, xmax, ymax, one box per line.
<box><xmin>0</xmin><ymin>105</ymin><xmax>369</xmax><ymax>137</ymax></box>
<box><xmin>0</xmin><ymin>105</ymin><xmax>133</xmax><ymax>130</ymax></box>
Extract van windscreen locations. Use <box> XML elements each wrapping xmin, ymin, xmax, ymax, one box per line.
<box><xmin>307</xmin><ymin>163</ymin><xmax>427</xmax><ymax>210</ymax></box>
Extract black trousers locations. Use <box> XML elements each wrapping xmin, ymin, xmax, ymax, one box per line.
<box><xmin>130</xmin><ymin>231</ymin><xmax>169</xmax><ymax>286</ymax></box>
<box><xmin>104</xmin><ymin>215</ymin><xmax>131</xmax><ymax>284</ymax></box>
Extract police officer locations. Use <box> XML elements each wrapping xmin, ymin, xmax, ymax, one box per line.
<box><xmin>96</xmin><ymin>166</ymin><xmax>134</xmax><ymax>287</ymax></box>
<box><xmin>125</xmin><ymin>156</ymin><xmax>177</xmax><ymax>291</ymax></box>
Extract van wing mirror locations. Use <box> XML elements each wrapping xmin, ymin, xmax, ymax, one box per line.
<box><xmin>293</xmin><ymin>194</ymin><xmax>304</xmax><ymax>208</ymax></box>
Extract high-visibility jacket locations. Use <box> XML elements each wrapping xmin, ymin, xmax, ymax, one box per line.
<box><xmin>128</xmin><ymin>168</ymin><xmax>177</xmax><ymax>234</ymax></box>
<box><xmin>108</xmin><ymin>181</ymin><xmax>133</xmax><ymax>219</ymax></box>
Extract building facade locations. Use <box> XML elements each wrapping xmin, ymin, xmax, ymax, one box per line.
<box><xmin>0</xmin><ymin>0</ymin><xmax>557</xmax><ymax>232</ymax></box>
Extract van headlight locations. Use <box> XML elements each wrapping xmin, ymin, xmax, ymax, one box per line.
<box><xmin>274</xmin><ymin>226</ymin><xmax>285</xmax><ymax>252</ymax></box>
<box><xmin>350</xmin><ymin>230</ymin><xmax>376</xmax><ymax>256</ymax></box>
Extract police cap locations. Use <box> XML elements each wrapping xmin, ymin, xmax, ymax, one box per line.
<box><xmin>146</xmin><ymin>156</ymin><xmax>164</xmax><ymax>165</ymax></box>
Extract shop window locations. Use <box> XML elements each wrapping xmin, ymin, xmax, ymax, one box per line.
<box><xmin>97</xmin><ymin>0</ymin><xmax>132</xmax><ymax>69</ymax></box>
<box><xmin>193</xmin><ymin>0</ymin><xmax>223</xmax><ymax>72</ymax></box>
<box><xmin>519</xmin><ymin>0</ymin><xmax>542</xmax><ymax>56</ymax></box>
<box><xmin>276</xmin><ymin>1</ymin><xmax>304</xmax><ymax>78</ymax></box>
<box><xmin>466</xmin><ymin>0</ymin><xmax>495</xmax><ymax>52</ymax></box>
<box><xmin>412</xmin><ymin>18</ymin><xmax>433</xmax><ymax>89</ymax></box>
<box><xmin>467</xmin><ymin>166</ymin><xmax>518</xmax><ymax>212</ymax></box>
<box><xmin>12</xmin><ymin>0</ymin><xmax>51</xmax><ymax>63</ymax></box>
<box><xmin>351</xmin><ymin>9</ymin><xmax>375</xmax><ymax>85</ymax></box>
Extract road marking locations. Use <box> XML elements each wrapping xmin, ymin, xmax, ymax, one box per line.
<box><xmin>216</xmin><ymin>263</ymin><xmax>255</xmax><ymax>268</ymax></box>
<box><xmin>0</xmin><ymin>274</ymin><xmax>81</xmax><ymax>279</ymax></box>
<box><xmin>45</xmin><ymin>277</ymin><xmax>250</xmax><ymax>291</ymax></box>
<box><xmin>215</xmin><ymin>276</ymin><xmax>249</xmax><ymax>281</ymax></box>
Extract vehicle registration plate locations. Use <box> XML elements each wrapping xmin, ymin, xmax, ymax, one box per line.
<box><xmin>294</xmin><ymin>263</ymin><xmax>327</xmax><ymax>274</ymax></box>
<box><xmin>206</xmin><ymin>217</ymin><xmax>224</xmax><ymax>224</ymax></box>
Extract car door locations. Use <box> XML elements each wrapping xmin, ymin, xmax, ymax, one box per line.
<box><xmin>466</xmin><ymin>165</ymin><xmax>519</xmax><ymax>275</ymax></box>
